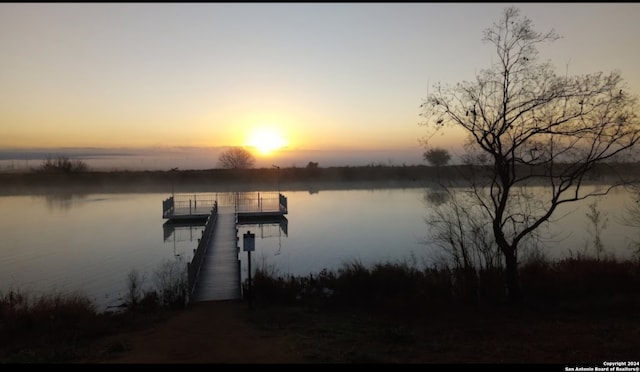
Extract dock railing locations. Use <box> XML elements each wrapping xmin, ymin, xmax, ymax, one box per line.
<box><xmin>163</xmin><ymin>193</ymin><xmax>217</xmax><ymax>219</ymax></box>
<box><xmin>162</xmin><ymin>196</ymin><xmax>174</xmax><ymax>219</ymax></box>
<box><xmin>234</xmin><ymin>192</ymin><xmax>287</xmax><ymax>214</ymax></box>
<box><xmin>164</xmin><ymin>192</ymin><xmax>287</xmax><ymax>219</ymax></box>
<box><xmin>279</xmin><ymin>193</ymin><xmax>288</xmax><ymax>214</ymax></box>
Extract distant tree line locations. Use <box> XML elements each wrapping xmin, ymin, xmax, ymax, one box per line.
<box><xmin>37</xmin><ymin>156</ymin><xmax>88</xmax><ymax>173</ymax></box>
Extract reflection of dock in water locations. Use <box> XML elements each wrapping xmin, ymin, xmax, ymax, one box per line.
<box><xmin>162</xmin><ymin>220</ymin><xmax>206</xmax><ymax>242</ymax></box>
<box><xmin>161</xmin><ymin>192</ymin><xmax>288</xmax><ymax>303</ymax></box>
<box><xmin>236</xmin><ymin>215</ymin><xmax>288</xmax><ymax>238</ymax></box>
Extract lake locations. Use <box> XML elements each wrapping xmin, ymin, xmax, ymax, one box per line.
<box><xmin>1</xmin><ymin>185</ymin><xmax>638</xmax><ymax>311</ymax></box>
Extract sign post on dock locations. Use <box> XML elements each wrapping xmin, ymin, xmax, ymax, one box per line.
<box><xmin>243</xmin><ymin>231</ymin><xmax>255</xmax><ymax>309</ymax></box>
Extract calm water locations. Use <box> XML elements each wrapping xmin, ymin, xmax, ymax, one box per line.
<box><xmin>1</xmin><ymin>186</ymin><xmax>638</xmax><ymax>311</ymax></box>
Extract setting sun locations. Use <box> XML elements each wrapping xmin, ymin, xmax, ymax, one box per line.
<box><xmin>245</xmin><ymin>127</ymin><xmax>287</xmax><ymax>155</ymax></box>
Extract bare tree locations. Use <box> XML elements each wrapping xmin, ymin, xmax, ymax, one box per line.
<box><xmin>419</xmin><ymin>7</ymin><xmax>640</xmax><ymax>301</ymax></box>
<box><xmin>423</xmin><ymin>147</ymin><xmax>451</xmax><ymax>167</ymax></box>
<box><xmin>39</xmin><ymin>156</ymin><xmax>88</xmax><ymax>173</ymax></box>
<box><xmin>218</xmin><ymin>147</ymin><xmax>255</xmax><ymax>169</ymax></box>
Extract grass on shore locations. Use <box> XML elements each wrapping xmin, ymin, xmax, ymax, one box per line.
<box><xmin>1</xmin><ymin>255</ymin><xmax>639</xmax><ymax>363</ymax></box>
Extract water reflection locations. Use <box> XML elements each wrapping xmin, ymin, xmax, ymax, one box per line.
<box><xmin>162</xmin><ymin>222</ymin><xmax>206</xmax><ymax>260</ymax></box>
<box><xmin>237</xmin><ymin>188</ymin><xmax>432</xmax><ymax>285</ymax></box>
<box><xmin>37</xmin><ymin>191</ymin><xmax>88</xmax><ymax>212</ymax></box>
<box><xmin>0</xmin><ymin>193</ymin><xmax>182</xmax><ymax>311</ymax></box>
<box><xmin>162</xmin><ymin>221</ymin><xmax>206</xmax><ymax>242</ymax></box>
<box><xmin>238</xmin><ymin>217</ymin><xmax>288</xmax><ymax>238</ymax></box>
<box><xmin>423</xmin><ymin>187</ymin><xmax>450</xmax><ymax>207</ymax></box>
<box><xmin>420</xmin><ymin>184</ymin><xmax>640</xmax><ymax>263</ymax></box>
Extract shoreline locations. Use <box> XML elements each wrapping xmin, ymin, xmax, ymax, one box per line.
<box><xmin>0</xmin><ymin>165</ymin><xmax>441</xmax><ymax>196</ymax></box>
<box><xmin>0</xmin><ymin>163</ymin><xmax>636</xmax><ymax>196</ymax></box>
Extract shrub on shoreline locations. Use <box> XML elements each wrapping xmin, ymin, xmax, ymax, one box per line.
<box><xmin>0</xmin><ymin>257</ymin><xmax>188</xmax><ymax>363</ymax></box>
<box><xmin>245</xmin><ymin>257</ymin><xmax>640</xmax><ymax>313</ymax></box>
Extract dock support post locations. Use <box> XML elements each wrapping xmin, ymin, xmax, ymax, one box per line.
<box><xmin>243</xmin><ymin>231</ymin><xmax>255</xmax><ymax>310</ymax></box>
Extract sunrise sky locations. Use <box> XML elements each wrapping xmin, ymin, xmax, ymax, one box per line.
<box><xmin>2</xmin><ymin>3</ymin><xmax>640</xmax><ymax>169</ymax></box>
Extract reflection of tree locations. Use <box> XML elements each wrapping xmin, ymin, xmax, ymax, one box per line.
<box><xmin>618</xmin><ymin>185</ymin><xmax>640</xmax><ymax>258</ymax></box>
<box><xmin>423</xmin><ymin>147</ymin><xmax>451</xmax><ymax>168</ymax></box>
<box><xmin>41</xmin><ymin>192</ymin><xmax>86</xmax><ymax>212</ymax></box>
<box><xmin>424</xmin><ymin>188</ymin><xmax>449</xmax><ymax>207</ymax></box>
<box><xmin>424</xmin><ymin>188</ymin><xmax>501</xmax><ymax>296</ymax></box>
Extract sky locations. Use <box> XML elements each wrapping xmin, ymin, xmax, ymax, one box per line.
<box><xmin>1</xmin><ymin>3</ymin><xmax>640</xmax><ymax>169</ymax></box>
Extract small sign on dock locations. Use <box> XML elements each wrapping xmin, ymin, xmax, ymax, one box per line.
<box><xmin>243</xmin><ymin>231</ymin><xmax>255</xmax><ymax>252</ymax></box>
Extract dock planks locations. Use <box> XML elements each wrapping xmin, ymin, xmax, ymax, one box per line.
<box><xmin>191</xmin><ymin>206</ymin><xmax>241</xmax><ymax>302</ymax></box>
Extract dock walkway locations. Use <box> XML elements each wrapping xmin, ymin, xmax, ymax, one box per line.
<box><xmin>191</xmin><ymin>206</ymin><xmax>241</xmax><ymax>301</ymax></box>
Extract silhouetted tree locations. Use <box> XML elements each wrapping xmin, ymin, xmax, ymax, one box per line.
<box><xmin>423</xmin><ymin>147</ymin><xmax>451</xmax><ymax>167</ymax></box>
<box><xmin>218</xmin><ymin>147</ymin><xmax>255</xmax><ymax>169</ymax></box>
<box><xmin>419</xmin><ymin>7</ymin><xmax>640</xmax><ymax>301</ymax></box>
<box><xmin>38</xmin><ymin>156</ymin><xmax>88</xmax><ymax>173</ymax></box>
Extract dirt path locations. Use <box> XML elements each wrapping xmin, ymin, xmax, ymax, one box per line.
<box><xmin>97</xmin><ymin>300</ymin><xmax>304</xmax><ymax>364</ymax></box>
<box><xmin>79</xmin><ymin>297</ymin><xmax>640</xmax><ymax>364</ymax></box>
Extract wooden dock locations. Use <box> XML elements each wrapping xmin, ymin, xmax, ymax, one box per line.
<box><xmin>190</xmin><ymin>206</ymin><xmax>241</xmax><ymax>302</ymax></box>
<box><xmin>162</xmin><ymin>192</ymin><xmax>287</xmax><ymax>304</ymax></box>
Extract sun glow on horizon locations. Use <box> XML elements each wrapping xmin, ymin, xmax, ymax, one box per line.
<box><xmin>245</xmin><ymin>127</ymin><xmax>288</xmax><ymax>156</ymax></box>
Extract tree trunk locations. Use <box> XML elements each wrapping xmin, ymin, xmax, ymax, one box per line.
<box><xmin>494</xmin><ymin>220</ymin><xmax>522</xmax><ymax>303</ymax></box>
<box><xmin>503</xmin><ymin>247</ymin><xmax>521</xmax><ymax>303</ymax></box>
